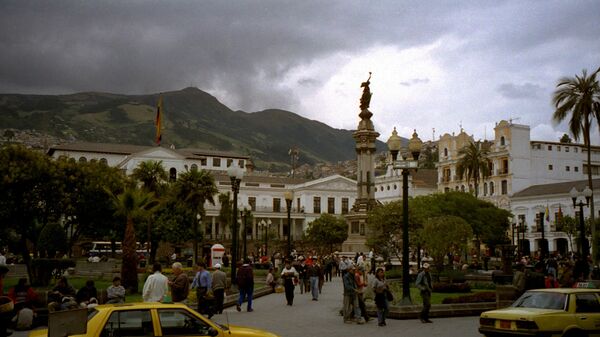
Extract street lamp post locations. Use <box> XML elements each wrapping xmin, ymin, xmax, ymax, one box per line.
<box><xmin>570</xmin><ymin>186</ymin><xmax>592</xmax><ymax>257</ymax></box>
<box><xmin>387</xmin><ymin>127</ymin><xmax>422</xmax><ymax>305</ymax></box>
<box><xmin>259</xmin><ymin>219</ymin><xmax>272</xmax><ymax>257</ymax></box>
<box><xmin>228</xmin><ymin>164</ymin><xmax>244</xmax><ymax>286</ymax></box>
<box><xmin>284</xmin><ymin>191</ymin><xmax>293</xmax><ymax>258</ymax></box>
<box><xmin>241</xmin><ymin>209</ymin><xmax>248</xmax><ymax>262</ymax></box>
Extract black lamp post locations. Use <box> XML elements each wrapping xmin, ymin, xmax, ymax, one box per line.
<box><xmin>387</xmin><ymin>127</ymin><xmax>422</xmax><ymax>305</ymax></box>
<box><xmin>241</xmin><ymin>209</ymin><xmax>248</xmax><ymax>261</ymax></box>
<box><xmin>259</xmin><ymin>219</ymin><xmax>271</xmax><ymax>257</ymax></box>
<box><xmin>570</xmin><ymin>186</ymin><xmax>592</xmax><ymax>257</ymax></box>
<box><xmin>285</xmin><ymin>191</ymin><xmax>293</xmax><ymax>258</ymax></box>
<box><xmin>228</xmin><ymin>164</ymin><xmax>243</xmax><ymax>286</ymax></box>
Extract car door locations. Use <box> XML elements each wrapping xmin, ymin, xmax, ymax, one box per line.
<box><xmin>574</xmin><ymin>293</ymin><xmax>600</xmax><ymax>337</ymax></box>
<box><xmin>156</xmin><ymin>309</ymin><xmax>219</xmax><ymax>337</ymax></box>
<box><xmin>99</xmin><ymin>309</ymin><xmax>155</xmax><ymax>337</ymax></box>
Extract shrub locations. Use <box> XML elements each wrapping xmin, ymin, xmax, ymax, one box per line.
<box><xmin>470</xmin><ymin>281</ymin><xmax>496</xmax><ymax>290</ymax></box>
<box><xmin>433</xmin><ymin>282</ymin><xmax>471</xmax><ymax>293</ymax></box>
<box><xmin>441</xmin><ymin>291</ymin><xmax>496</xmax><ymax>304</ymax></box>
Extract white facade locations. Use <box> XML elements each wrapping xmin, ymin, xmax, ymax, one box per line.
<box><xmin>47</xmin><ymin>142</ymin><xmax>251</xmax><ymax>177</ymax></box>
<box><xmin>510</xmin><ymin>179</ymin><xmax>600</xmax><ymax>256</ymax></box>
<box><xmin>375</xmin><ymin>165</ymin><xmax>438</xmax><ymax>203</ymax></box>
<box><xmin>437</xmin><ymin>120</ymin><xmax>600</xmax><ymax>209</ymax></box>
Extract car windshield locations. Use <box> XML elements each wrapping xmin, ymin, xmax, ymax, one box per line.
<box><xmin>512</xmin><ymin>291</ymin><xmax>567</xmax><ymax>310</ymax></box>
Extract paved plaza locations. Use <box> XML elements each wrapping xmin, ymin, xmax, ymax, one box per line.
<box><xmin>213</xmin><ymin>277</ymin><xmax>482</xmax><ymax>337</ymax></box>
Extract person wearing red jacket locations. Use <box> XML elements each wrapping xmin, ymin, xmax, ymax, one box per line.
<box><xmin>8</xmin><ymin>278</ymin><xmax>38</xmax><ymax>304</ymax></box>
<box><xmin>545</xmin><ymin>273</ymin><xmax>559</xmax><ymax>288</ymax></box>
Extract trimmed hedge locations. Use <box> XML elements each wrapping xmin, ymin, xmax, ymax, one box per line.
<box><xmin>441</xmin><ymin>291</ymin><xmax>496</xmax><ymax>304</ymax></box>
<box><xmin>433</xmin><ymin>282</ymin><xmax>471</xmax><ymax>293</ymax></box>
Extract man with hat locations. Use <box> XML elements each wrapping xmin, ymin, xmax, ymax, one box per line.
<box><xmin>343</xmin><ymin>263</ymin><xmax>364</xmax><ymax>324</ymax></box>
<box><xmin>211</xmin><ymin>263</ymin><xmax>227</xmax><ymax>314</ymax></box>
<box><xmin>415</xmin><ymin>263</ymin><xmax>433</xmax><ymax>323</ymax></box>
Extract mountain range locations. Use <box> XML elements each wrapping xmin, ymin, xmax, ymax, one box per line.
<box><xmin>0</xmin><ymin>87</ymin><xmax>390</xmax><ymax>170</ymax></box>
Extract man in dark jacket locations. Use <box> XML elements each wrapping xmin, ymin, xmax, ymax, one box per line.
<box><xmin>236</xmin><ymin>258</ymin><xmax>254</xmax><ymax>312</ymax></box>
<box><xmin>169</xmin><ymin>262</ymin><xmax>189</xmax><ymax>303</ymax></box>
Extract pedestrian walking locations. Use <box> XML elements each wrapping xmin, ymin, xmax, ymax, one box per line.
<box><xmin>211</xmin><ymin>263</ymin><xmax>227</xmax><ymax>314</ymax></box>
<box><xmin>142</xmin><ymin>263</ymin><xmax>169</xmax><ymax>302</ymax></box>
<box><xmin>236</xmin><ymin>258</ymin><xmax>254</xmax><ymax>312</ymax></box>
<box><xmin>191</xmin><ymin>262</ymin><xmax>212</xmax><ymax>317</ymax></box>
<box><xmin>308</xmin><ymin>260</ymin><xmax>320</xmax><ymax>301</ymax></box>
<box><xmin>281</xmin><ymin>260</ymin><xmax>299</xmax><ymax>305</ymax></box>
<box><xmin>416</xmin><ymin>263</ymin><xmax>433</xmax><ymax>323</ymax></box>
<box><xmin>355</xmin><ymin>265</ymin><xmax>369</xmax><ymax>322</ymax></box>
<box><xmin>169</xmin><ymin>262</ymin><xmax>189</xmax><ymax>303</ymax></box>
<box><xmin>373</xmin><ymin>268</ymin><xmax>389</xmax><ymax>326</ymax></box>
<box><xmin>343</xmin><ymin>264</ymin><xmax>364</xmax><ymax>324</ymax></box>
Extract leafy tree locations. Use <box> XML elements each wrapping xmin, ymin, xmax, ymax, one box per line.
<box><xmin>559</xmin><ymin>133</ymin><xmax>573</xmax><ymax>143</ymax></box>
<box><xmin>0</xmin><ymin>145</ymin><xmax>60</xmax><ymax>280</ymax></box>
<box><xmin>456</xmin><ymin>141</ymin><xmax>491</xmax><ymax>197</ymax></box>
<box><xmin>557</xmin><ymin>215</ymin><xmax>578</xmax><ymax>251</ymax></box>
<box><xmin>3</xmin><ymin>130</ymin><xmax>15</xmax><ymax>142</ymax></box>
<box><xmin>37</xmin><ymin>222</ymin><xmax>68</xmax><ymax>258</ymax></box>
<box><xmin>304</xmin><ymin>214</ymin><xmax>348</xmax><ymax>254</ymax></box>
<box><xmin>56</xmin><ymin>158</ymin><xmax>125</xmax><ymax>256</ymax></box>
<box><xmin>553</xmin><ymin>67</ymin><xmax>600</xmax><ymax>262</ymax></box>
<box><xmin>111</xmin><ymin>186</ymin><xmax>158</xmax><ymax>293</ymax></box>
<box><xmin>173</xmin><ymin>168</ymin><xmax>217</xmax><ymax>263</ymax></box>
<box><xmin>420</xmin><ymin>146</ymin><xmax>439</xmax><ymax>169</ymax></box>
<box><xmin>421</xmin><ymin>215</ymin><xmax>473</xmax><ymax>270</ymax></box>
<box><xmin>366</xmin><ymin>201</ymin><xmax>404</xmax><ymax>260</ymax></box>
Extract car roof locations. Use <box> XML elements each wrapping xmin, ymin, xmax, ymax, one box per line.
<box><xmin>93</xmin><ymin>302</ymin><xmax>190</xmax><ymax>312</ymax></box>
<box><xmin>527</xmin><ymin>288</ymin><xmax>600</xmax><ymax>294</ymax></box>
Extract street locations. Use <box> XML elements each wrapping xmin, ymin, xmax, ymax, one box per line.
<box><xmin>213</xmin><ymin>277</ymin><xmax>482</xmax><ymax>337</ymax></box>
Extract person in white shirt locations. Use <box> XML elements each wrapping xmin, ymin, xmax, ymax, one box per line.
<box><xmin>142</xmin><ymin>263</ymin><xmax>168</xmax><ymax>302</ymax></box>
<box><xmin>0</xmin><ymin>251</ymin><xmax>6</xmax><ymax>265</ymax></box>
<box><xmin>281</xmin><ymin>260</ymin><xmax>299</xmax><ymax>305</ymax></box>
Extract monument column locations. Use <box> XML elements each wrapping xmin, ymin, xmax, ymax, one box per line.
<box><xmin>342</xmin><ymin>73</ymin><xmax>379</xmax><ymax>253</ymax></box>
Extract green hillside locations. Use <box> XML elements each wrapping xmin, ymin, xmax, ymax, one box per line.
<box><xmin>0</xmin><ymin>87</ymin><xmax>388</xmax><ymax>170</ymax></box>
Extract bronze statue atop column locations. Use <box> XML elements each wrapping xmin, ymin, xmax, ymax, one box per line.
<box><xmin>359</xmin><ymin>72</ymin><xmax>372</xmax><ymax>110</ymax></box>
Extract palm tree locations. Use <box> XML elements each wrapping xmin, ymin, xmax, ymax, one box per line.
<box><xmin>173</xmin><ymin>168</ymin><xmax>218</xmax><ymax>263</ymax></box>
<box><xmin>553</xmin><ymin>67</ymin><xmax>600</xmax><ymax>262</ymax></box>
<box><xmin>132</xmin><ymin>160</ymin><xmax>168</xmax><ymax>193</ymax></box>
<box><xmin>132</xmin><ymin>160</ymin><xmax>167</xmax><ymax>263</ymax></box>
<box><xmin>111</xmin><ymin>186</ymin><xmax>158</xmax><ymax>293</ymax></box>
<box><xmin>456</xmin><ymin>141</ymin><xmax>491</xmax><ymax>198</ymax></box>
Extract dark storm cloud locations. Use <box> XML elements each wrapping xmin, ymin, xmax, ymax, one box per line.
<box><xmin>0</xmin><ymin>0</ymin><xmax>599</xmax><ymax>118</ymax></box>
<box><xmin>0</xmin><ymin>1</ymin><xmax>468</xmax><ymax>110</ymax></box>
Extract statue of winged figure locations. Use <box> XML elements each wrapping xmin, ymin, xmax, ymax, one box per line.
<box><xmin>360</xmin><ymin>72</ymin><xmax>372</xmax><ymax>110</ymax></box>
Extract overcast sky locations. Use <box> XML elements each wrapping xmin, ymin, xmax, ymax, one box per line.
<box><xmin>1</xmin><ymin>1</ymin><xmax>599</xmax><ymax>144</ymax></box>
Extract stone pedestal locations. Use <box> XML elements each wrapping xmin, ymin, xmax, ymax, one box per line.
<box><xmin>342</xmin><ymin>212</ymin><xmax>369</xmax><ymax>253</ymax></box>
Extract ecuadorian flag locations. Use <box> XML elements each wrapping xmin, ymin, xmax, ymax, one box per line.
<box><xmin>155</xmin><ymin>95</ymin><xmax>163</xmax><ymax>145</ymax></box>
<box><xmin>545</xmin><ymin>205</ymin><xmax>550</xmax><ymax>222</ymax></box>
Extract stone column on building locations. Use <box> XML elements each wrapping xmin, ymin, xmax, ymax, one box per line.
<box><xmin>342</xmin><ymin>73</ymin><xmax>379</xmax><ymax>253</ymax></box>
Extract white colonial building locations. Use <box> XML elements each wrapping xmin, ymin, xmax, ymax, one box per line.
<box><xmin>510</xmin><ymin>179</ymin><xmax>600</xmax><ymax>256</ymax></box>
<box><xmin>438</xmin><ymin>120</ymin><xmax>600</xmax><ymax>202</ymax></box>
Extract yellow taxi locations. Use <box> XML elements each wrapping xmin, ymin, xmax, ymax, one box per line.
<box><xmin>479</xmin><ymin>288</ymin><xmax>600</xmax><ymax>337</ymax></box>
<box><xmin>30</xmin><ymin>302</ymin><xmax>279</xmax><ymax>337</ymax></box>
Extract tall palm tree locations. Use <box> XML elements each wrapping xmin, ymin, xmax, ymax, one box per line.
<box><xmin>456</xmin><ymin>141</ymin><xmax>491</xmax><ymax>198</ymax></box>
<box><xmin>132</xmin><ymin>160</ymin><xmax>167</xmax><ymax>263</ymax></box>
<box><xmin>173</xmin><ymin>168</ymin><xmax>218</xmax><ymax>263</ymax></box>
<box><xmin>111</xmin><ymin>186</ymin><xmax>158</xmax><ymax>293</ymax></box>
<box><xmin>553</xmin><ymin>67</ymin><xmax>600</xmax><ymax>262</ymax></box>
